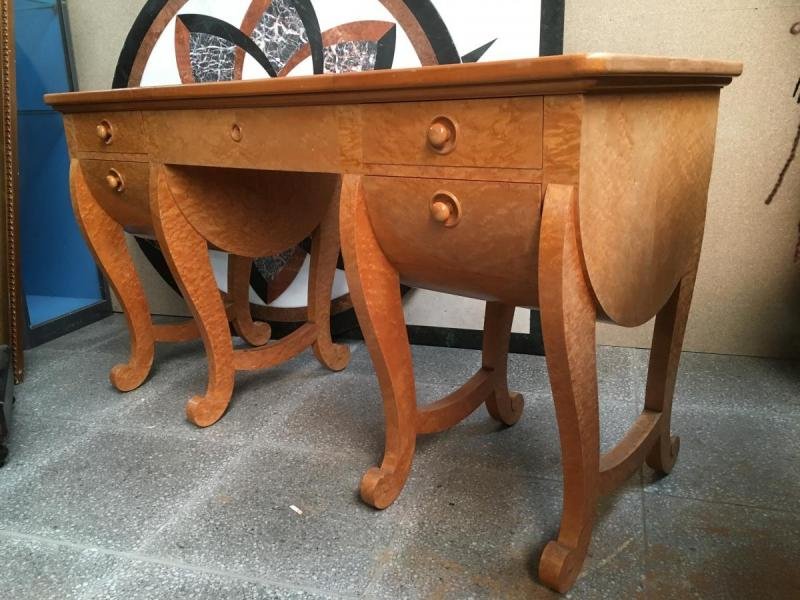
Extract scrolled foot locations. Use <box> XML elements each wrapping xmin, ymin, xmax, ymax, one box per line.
<box><xmin>539</xmin><ymin>540</ymin><xmax>587</xmax><ymax>594</ymax></box>
<box><xmin>360</xmin><ymin>466</ymin><xmax>408</xmax><ymax>510</ymax></box>
<box><xmin>646</xmin><ymin>434</ymin><xmax>680</xmax><ymax>474</ymax></box>
<box><xmin>110</xmin><ymin>362</ymin><xmax>151</xmax><ymax>393</ymax></box>
<box><xmin>314</xmin><ymin>342</ymin><xmax>351</xmax><ymax>372</ymax></box>
<box><xmin>236</xmin><ymin>320</ymin><xmax>272</xmax><ymax>347</ymax></box>
<box><xmin>186</xmin><ymin>394</ymin><xmax>230</xmax><ymax>428</ymax></box>
<box><xmin>487</xmin><ymin>390</ymin><xmax>524</xmax><ymax>426</ymax></box>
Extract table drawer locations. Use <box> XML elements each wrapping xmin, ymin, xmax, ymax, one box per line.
<box><xmin>67</xmin><ymin>112</ymin><xmax>147</xmax><ymax>154</ymax></box>
<box><xmin>143</xmin><ymin>106</ymin><xmax>343</xmax><ymax>172</ymax></box>
<box><xmin>77</xmin><ymin>160</ymin><xmax>152</xmax><ymax>233</ymax></box>
<box><xmin>362</xmin><ymin>97</ymin><xmax>543</xmax><ymax>170</ymax></box>
<box><xmin>362</xmin><ymin>176</ymin><xmax>541</xmax><ymax>306</ymax></box>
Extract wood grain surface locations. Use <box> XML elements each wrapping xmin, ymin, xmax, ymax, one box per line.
<box><xmin>51</xmin><ymin>54</ymin><xmax>740</xmax><ymax>593</ymax></box>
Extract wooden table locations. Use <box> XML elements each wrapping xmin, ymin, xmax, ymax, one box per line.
<box><xmin>47</xmin><ymin>53</ymin><xmax>741</xmax><ymax>592</ymax></box>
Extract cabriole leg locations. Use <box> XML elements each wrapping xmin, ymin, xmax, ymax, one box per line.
<box><xmin>308</xmin><ymin>180</ymin><xmax>351</xmax><ymax>372</ymax></box>
<box><xmin>340</xmin><ymin>175</ymin><xmax>416</xmax><ymax>510</ymax></box>
<box><xmin>227</xmin><ymin>254</ymin><xmax>272</xmax><ymax>347</ymax></box>
<box><xmin>482</xmin><ymin>302</ymin><xmax>524</xmax><ymax>426</ymax></box>
<box><xmin>70</xmin><ymin>160</ymin><xmax>154</xmax><ymax>392</ymax></box>
<box><xmin>150</xmin><ymin>166</ymin><xmax>234</xmax><ymax>428</ymax></box>
<box><xmin>644</xmin><ymin>270</ymin><xmax>696</xmax><ymax>473</ymax></box>
<box><xmin>537</xmin><ymin>184</ymin><xmax>600</xmax><ymax>593</ymax></box>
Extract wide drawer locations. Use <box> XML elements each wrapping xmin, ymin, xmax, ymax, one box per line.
<box><xmin>142</xmin><ymin>106</ymin><xmax>344</xmax><ymax>172</ymax></box>
<box><xmin>77</xmin><ymin>160</ymin><xmax>152</xmax><ymax>233</ymax></box>
<box><xmin>66</xmin><ymin>112</ymin><xmax>148</xmax><ymax>154</ymax></box>
<box><xmin>362</xmin><ymin>176</ymin><xmax>542</xmax><ymax>306</ymax></box>
<box><xmin>362</xmin><ymin>97</ymin><xmax>543</xmax><ymax>170</ymax></box>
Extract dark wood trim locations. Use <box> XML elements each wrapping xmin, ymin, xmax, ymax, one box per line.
<box><xmin>23</xmin><ymin>298</ymin><xmax>113</xmax><ymax>349</ymax></box>
<box><xmin>0</xmin><ymin>345</ymin><xmax>13</xmax><ymax>466</ymax></box>
<box><xmin>340</xmin><ymin>321</ymin><xmax>545</xmax><ymax>356</ymax></box>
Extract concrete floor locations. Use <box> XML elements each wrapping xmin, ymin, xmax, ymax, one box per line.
<box><xmin>1</xmin><ymin>314</ymin><xmax>799</xmax><ymax>599</ymax></box>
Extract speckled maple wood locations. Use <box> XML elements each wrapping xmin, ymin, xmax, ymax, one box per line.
<box><xmin>50</xmin><ymin>55</ymin><xmax>740</xmax><ymax>593</ymax></box>
<box><xmin>149</xmin><ymin>165</ymin><xmax>349</xmax><ymax>427</ymax></box>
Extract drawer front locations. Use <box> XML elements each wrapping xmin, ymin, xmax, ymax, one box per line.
<box><xmin>362</xmin><ymin>176</ymin><xmax>541</xmax><ymax>306</ymax></box>
<box><xmin>66</xmin><ymin>112</ymin><xmax>148</xmax><ymax>154</ymax></box>
<box><xmin>78</xmin><ymin>160</ymin><xmax>152</xmax><ymax>232</ymax></box>
<box><xmin>143</xmin><ymin>106</ymin><xmax>345</xmax><ymax>172</ymax></box>
<box><xmin>362</xmin><ymin>97</ymin><xmax>543</xmax><ymax>170</ymax></box>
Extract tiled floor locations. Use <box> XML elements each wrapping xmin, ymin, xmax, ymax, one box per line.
<box><xmin>1</xmin><ymin>314</ymin><xmax>799</xmax><ymax>599</ymax></box>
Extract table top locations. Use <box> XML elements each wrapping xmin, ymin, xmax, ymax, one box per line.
<box><xmin>46</xmin><ymin>53</ymin><xmax>742</xmax><ymax>113</ymax></box>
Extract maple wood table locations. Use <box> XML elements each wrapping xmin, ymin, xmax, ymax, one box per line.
<box><xmin>47</xmin><ymin>54</ymin><xmax>740</xmax><ymax>592</ymax></box>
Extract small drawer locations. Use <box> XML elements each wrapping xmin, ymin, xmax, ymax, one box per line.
<box><xmin>78</xmin><ymin>160</ymin><xmax>152</xmax><ymax>233</ymax></box>
<box><xmin>362</xmin><ymin>176</ymin><xmax>542</xmax><ymax>306</ymax></box>
<box><xmin>362</xmin><ymin>97</ymin><xmax>543</xmax><ymax>170</ymax></box>
<box><xmin>66</xmin><ymin>112</ymin><xmax>147</xmax><ymax>154</ymax></box>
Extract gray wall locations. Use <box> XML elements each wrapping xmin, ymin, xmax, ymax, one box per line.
<box><xmin>565</xmin><ymin>0</ymin><xmax>800</xmax><ymax>357</ymax></box>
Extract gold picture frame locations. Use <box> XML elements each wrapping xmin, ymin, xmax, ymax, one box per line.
<box><xmin>0</xmin><ymin>0</ymin><xmax>23</xmax><ymax>382</ymax></box>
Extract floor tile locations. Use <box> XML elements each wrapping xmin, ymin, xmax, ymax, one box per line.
<box><xmin>0</xmin><ymin>428</ymin><xmax>244</xmax><ymax>550</ymax></box>
<box><xmin>643</xmin><ymin>404</ymin><xmax>800</xmax><ymax>512</ymax></box>
<box><xmin>423</xmin><ymin>388</ymin><xmax>641</xmax><ymax>488</ymax></box>
<box><xmin>92</xmin><ymin>558</ymin><xmax>341</xmax><ymax>600</ymax></box>
<box><xmin>349</xmin><ymin>343</ymin><xmax>644</xmax><ymax>409</ymax></box>
<box><xmin>14</xmin><ymin>346</ymin><xmax>128</xmax><ymax>422</ymax></box>
<box><xmin>0</xmin><ymin>416</ymin><xmax>88</xmax><ymax>489</ymax></box>
<box><xmin>142</xmin><ymin>444</ymin><xmax>405</xmax><ymax>597</ymax></box>
<box><xmin>112</xmin><ymin>356</ymin><xmax>326</xmax><ymax>443</ymax></box>
<box><xmin>370</xmin><ymin>459</ymin><xmax>645</xmax><ymax>599</ymax></box>
<box><xmin>643</xmin><ymin>494</ymin><xmax>800</xmax><ymax>600</ymax></box>
<box><xmin>0</xmin><ymin>534</ymin><xmax>119</xmax><ymax>600</ymax></box>
<box><xmin>674</xmin><ymin>352</ymin><xmax>800</xmax><ymax>414</ymax></box>
<box><xmin>5</xmin><ymin>312</ymin><xmax>799</xmax><ymax>599</ymax></box>
<box><xmin>34</xmin><ymin>314</ymin><xmax>129</xmax><ymax>354</ymax></box>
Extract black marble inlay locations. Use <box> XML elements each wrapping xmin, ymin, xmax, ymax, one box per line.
<box><xmin>180</xmin><ymin>14</ymin><xmax>278</xmax><ymax>78</ymax></box>
<box><xmin>290</xmin><ymin>0</ymin><xmax>325</xmax><ymax>74</ymax></box>
<box><xmin>254</xmin><ymin>248</ymin><xmax>296</xmax><ymax>282</ymax></box>
<box><xmin>252</xmin><ymin>0</ymin><xmax>308</xmax><ymax>73</ymax></box>
<box><xmin>189</xmin><ymin>32</ymin><xmax>237</xmax><ymax>82</ymax></box>
<box><xmin>323</xmin><ymin>41</ymin><xmax>378</xmax><ymax>73</ymax></box>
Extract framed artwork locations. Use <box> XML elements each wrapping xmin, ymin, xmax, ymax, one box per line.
<box><xmin>112</xmin><ymin>0</ymin><xmax>563</xmax><ymax>352</ymax></box>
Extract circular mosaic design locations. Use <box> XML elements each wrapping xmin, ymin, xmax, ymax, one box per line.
<box><xmin>114</xmin><ymin>0</ymin><xmax>497</xmax><ymax>324</ymax></box>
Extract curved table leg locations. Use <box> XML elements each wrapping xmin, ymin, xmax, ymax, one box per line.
<box><xmin>538</xmin><ymin>184</ymin><xmax>600</xmax><ymax>593</ymax></box>
<box><xmin>150</xmin><ymin>166</ymin><xmax>235</xmax><ymax>427</ymax></box>
<box><xmin>340</xmin><ymin>175</ymin><xmax>416</xmax><ymax>510</ymax></box>
<box><xmin>309</xmin><ymin>180</ymin><xmax>351</xmax><ymax>371</ymax></box>
<box><xmin>227</xmin><ymin>254</ymin><xmax>271</xmax><ymax>346</ymax></box>
<box><xmin>482</xmin><ymin>302</ymin><xmax>524</xmax><ymax>426</ymax></box>
<box><xmin>70</xmin><ymin>161</ymin><xmax>154</xmax><ymax>392</ymax></box>
<box><xmin>644</xmin><ymin>269</ymin><xmax>696</xmax><ymax>473</ymax></box>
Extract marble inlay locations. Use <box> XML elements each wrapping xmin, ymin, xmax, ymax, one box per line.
<box><xmin>251</xmin><ymin>0</ymin><xmax>308</xmax><ymax>73</ymax></box>
<box><xmin>323</xmin><ymin>41</ymin><xmax>377</xmax><ymax>73</ymax></box>
<box><xmin>189</xmin><ymin>33</ymin><xmax>236</xmax><ymax>82</ymax></box>
<box><xmin>254</xmin><ymin>248</ymin><xmax>296</xmax><ymax>282</ymax></box>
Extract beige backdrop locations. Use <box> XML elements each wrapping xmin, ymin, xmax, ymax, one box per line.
<box><xmin>65</xmin><ymin>0</ymin><xmax>800</xmax><ymax>357</ymax></box>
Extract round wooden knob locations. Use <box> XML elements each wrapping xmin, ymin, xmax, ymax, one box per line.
<box><xmin>430</xmin><ymin>191</ymin><xmax>461</xmax><ymax>227</ymax></box>
<box><xmin>427</xmin><ymin>116</ymin><xmax>457</xmax><ymax>154</ymax></box>
<box><xmin>231</xmin><ymin>123</ymin><xmax>243</xmax><ymax>142</ymax></box>
<box><xmin>427</xmin><ymin>122</ymin><xmax>451</xmax><ymax>149</ymax></box>
<box><xmin>96</xmin><ymin>121</ymin><xmax>113</xmax><ymax>143</ymax></box>
<box><xmin>106</xmin><ymin>170</ymin><xmax>124</xmax><ymax>192</ymax></box>
<box><xmin>431</xmin><ymin>200</ymin><xmax>451</xmax><ymax>223</ymax></box>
